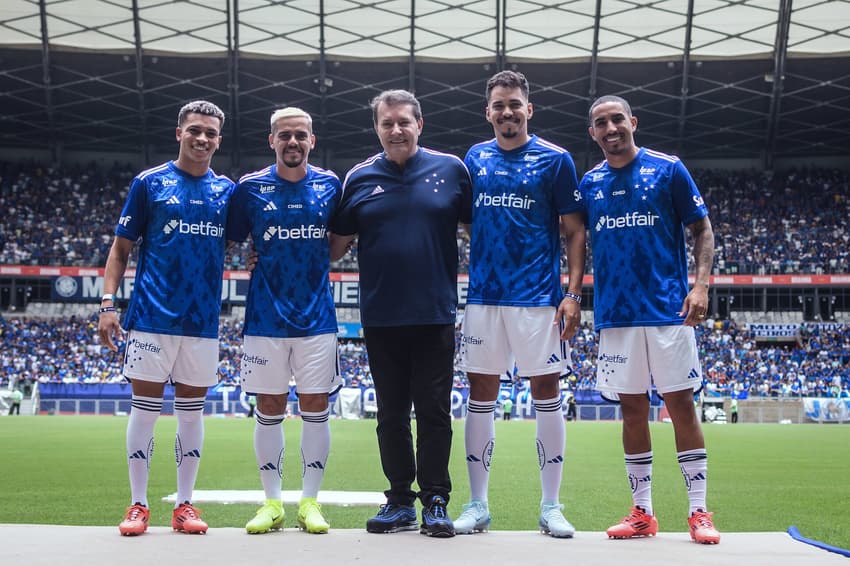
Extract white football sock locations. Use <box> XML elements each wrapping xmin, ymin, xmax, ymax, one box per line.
<box><xmin>678</xmin><ymin>448</ymin><xmax>708</xmax><ymax>514</ymax></box>
<box><xmin>533</xmin><ymin>396</ymin><xmax>564</xmax><ymax>505</ymax></box>
<box><xmin>126</xmin><ymin>395</ymin><xmax>162</xmax><ymax>507</ymax></box>
<box><xmin>464</xmin><ymin>399</ymin><xmax>496</xmax><ymax>502</ymax></box>
<box><xmin>174</xmin><ymin>396</ymin><xmax>205</xmax><ymax>505</ymax></box>
<box><xmin>300</xmin><ymin>408</ymin><xmax>331</xmax><ymax>499</ymax></box>
<box><xmin>254</xmin><ymin>410</ymin><xmax>285</xmax><ymax>500</ymax></box>
<box><xmin>625</xmin><ymin>451</ymin><xmax>654</xmax><ymax>515</ymax></box>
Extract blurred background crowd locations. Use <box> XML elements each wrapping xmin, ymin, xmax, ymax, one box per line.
<box><xmin>1</xmin><ymin>161</ymin><xmax>848</xmax><ymax>401</ymax></box>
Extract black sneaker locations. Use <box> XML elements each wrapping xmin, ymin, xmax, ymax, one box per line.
<box><xmin>366</xmin><ymin>503</ymin><xmax>418</xmax><ymax>533</ymax></box>
<box><xmin>421</xmin><ymin>496</ymin><xmax>455</xmax><ymax>538</ymax></box>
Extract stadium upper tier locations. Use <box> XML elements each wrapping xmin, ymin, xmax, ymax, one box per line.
<box><xmin>0</xmin><ymin>161</ymin><xmax>847</xmax><ymax>275</ymax></box>
<box><xmin>1</xmin><ymin>2</ymin><xmax>849</xmax><ymax>165</ymax></box>
<box><xmin>4</xmin><ymin>1</ymin><xmax>847</xmax><ymax>60</ymax></box>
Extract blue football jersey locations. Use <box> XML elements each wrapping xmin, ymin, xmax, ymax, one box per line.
<box><xmin>117</xmin><ymin>161</ymin><xmax>234</xmax><ymax>339</ymax></box>
<box><xmin>228</xmin><ymin>164</ymin><xmax>340</xmax><ymax>338</ymax></box>
<box><xmin>465</xmin><ymin>135</ymin><xmax>581</xmax><ymax>307</ymax></box>
<box><xmin>579</xmin><ymin>147</ymin><xmax>708</xmax><ymax>329</ymax></box>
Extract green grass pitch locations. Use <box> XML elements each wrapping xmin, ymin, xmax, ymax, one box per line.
<box><xmin>0</xmin><ymin>416</ymin><xmax>847</xmax><ymax>549</ymax></box>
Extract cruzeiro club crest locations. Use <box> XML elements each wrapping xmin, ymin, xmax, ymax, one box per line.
<box><xmin>175</xmin><ymin>435</ymin><xmax>200</xmax><ymax>466</ymax></box>
<box><xmin>537</xmin><ymin>439</ymin><xmax>564</xmax><ymax>470</ymax></box>
<box><xmin>54</xmin><ymin>276</ymin><xmax>78</xmax><ymax>298</ymax></box>
<box><xmin>630</xmin><ymin>472</ymin><xmax>651</xmax><ymax>493</ymax></box>
<box><xmin>482</xmin><ymin>439</ymin><xmax>494</xmax><ymax>471</ymax></box>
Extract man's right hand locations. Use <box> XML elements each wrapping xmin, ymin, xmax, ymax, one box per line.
<box><xmin>246</xmin><ymin>248</ymin><xmax>258</xmax><ymax>272</ymax></box>
<box><xmin>97</xmin><ymin>312</ymin><xmax>123</xmax><ymax>353</ymax></box>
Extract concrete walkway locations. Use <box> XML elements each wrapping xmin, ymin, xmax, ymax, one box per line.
<box><xmin>0</xmin><ymin>525</ymin><xmax>845</xmax><ymax>566</ymax></box>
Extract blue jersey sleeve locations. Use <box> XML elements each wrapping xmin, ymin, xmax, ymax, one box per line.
<box><xmin>116</xmin><ymin>176</ymin><xmax>148</xmax><ymax>241</ymax></box>
<box><xmin>553</xmin><ymin>152</ymin><xmax>581</xmax><ymax>216</ymax></box>
<box><xmin>671</xmin><ymin>160</ymin><xmax>708</xmax><ymax>226</ymax></box>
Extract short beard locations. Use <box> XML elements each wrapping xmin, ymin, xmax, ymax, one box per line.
<box><xmin>282</xmin><ymin>155</ymin><xmax>304</xmax><ymax>168</ymax></box>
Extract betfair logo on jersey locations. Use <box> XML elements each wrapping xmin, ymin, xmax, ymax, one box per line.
<box><xmin>599</xmin><ymin>353</ymin><xmax>628</xmax><ymax>364</ymax></box>
<box><xmin>163</xmin><ymin>219</ymin><xmax>225</xmax><ymax>237</ymax></box>
<box><xmin>119</xmin><ymin>215</ymin><xmax>132</xmax><ymax>227</ymax></box>
<box><xmin>243</xmin><ymin>354</ymin><xmax>269</xmax><ymax>366</ymax></box>
<box><xmin>263</xmin><ymin>224</ymin><xmax>327</xmax><ymax>241</ymax></box>
<box><xmin>134</xmin><ymin>341</ymin><xmax>162</xmax><ymax>353</ymax></box>
<box><xmin>475</xmin><ymin>192</ymin><xmax>535</xmax><ymax>210</ymax></box>
<box><xmin>462</xmin><ymin>334</ymin><xmax>484</xmax><ymax>345</ymax></box>
<box><xmin>594</xmin><ymin>212</ymin><xmax>659</xmax><ymax>232</ymax></box>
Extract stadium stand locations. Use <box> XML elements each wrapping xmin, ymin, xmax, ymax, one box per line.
<box><xmin>0</xmin><ymin>164</ymin><xmax>848</xmax><ymax>405</ymax></box>
<box><xmin>1</xmin><ymin>161</ymin><xmax>849</xmax><ymax>274</ymax></box>
<box><xmin>1</xmin><ymin>314</ymin><xmax>847</xmax><ymax>401</ymax></box>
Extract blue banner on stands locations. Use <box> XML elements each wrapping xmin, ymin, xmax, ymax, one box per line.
<box><xmin>37</xmin><ymin>381</ymin><xmax>644</xmax><ymax>417</ymax></box>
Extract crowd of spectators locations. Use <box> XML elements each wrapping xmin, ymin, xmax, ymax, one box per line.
<box><xmin>695</xmin><ymin>168</ymin><xmax>850</xmax><ymax>275</ymax></box>
<box><xmin>0</xmin><ymin>162</ymin><xmax>131</xmax><ymax>267</ymax></box>
<box><xmin>2</xmin><ymin>314</ymin><xmax>848</xmax><ymax>401</ymax></box>
<box><xmin>1</xmin><ymin>159</ymin><xmax>848</xmax><ymax>401</ymax></box>
<box><xmin>1</xmin><ymin>161</ymin><xmax>848</xmax><ymax>275</ymax></box>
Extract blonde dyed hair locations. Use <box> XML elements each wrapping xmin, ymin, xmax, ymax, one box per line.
<box><xmin>270</xmin><ymin>107</ymin><xmax>313</xmax><ymax>132</ymax></box>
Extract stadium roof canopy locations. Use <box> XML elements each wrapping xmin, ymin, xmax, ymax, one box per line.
<box><xmin>1</xmin><ymin>0</ymin><xmax>849</xmax><ymax>173</ymax></box>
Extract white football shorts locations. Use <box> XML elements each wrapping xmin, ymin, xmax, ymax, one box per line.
<box><xmin>595</xmin><ymin>325</ymin><xmax>703</xmax><ymax>401</ymax></box>
<box><xmin>240</xmin><ymin>332</ymin><xmax>342</xmax><ymax>396</ymax></box>
<box><xmin>123</xmin><ymin>330</ymin><xmax>219</xmax><ymax>387</ymax></box>
<box><xmin>459</xmin><ymin>304</ymin><xmax>570</xmax><ymax>377</ymax></box>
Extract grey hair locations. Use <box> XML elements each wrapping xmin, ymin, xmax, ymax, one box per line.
<box><xmin>370</xmin><ymin>90</ymin><xmax>422</xmax><ymax>124</ymax></box>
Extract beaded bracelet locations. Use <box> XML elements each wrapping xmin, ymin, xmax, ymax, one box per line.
<box><xmin>99</xmin><ymin>306</ymin><xmax>118</xmax><ymax>314</ymax></box>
